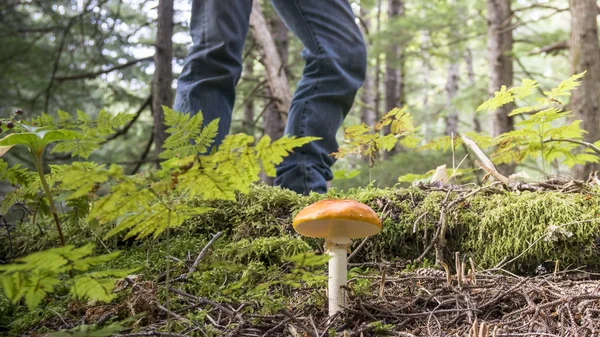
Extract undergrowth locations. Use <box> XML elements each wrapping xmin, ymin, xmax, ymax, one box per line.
<box><xmin>1</xmin><ymin>73</ymin><xmax>600</xmax><ymax>336</ymax></box>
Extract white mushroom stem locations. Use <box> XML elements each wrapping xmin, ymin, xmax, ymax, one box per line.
<box><xmin>326</xmin><ymin>240</ymin><xmax>350</xmax><ymax>316</ymax></box>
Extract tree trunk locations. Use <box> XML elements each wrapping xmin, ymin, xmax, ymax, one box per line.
<box><xmin>374</xmin><ymin>0</ymin><xmax>383</xmax><ymax>123</ymax></box>
<box><xmin>249</xmin><ymin>1</ymin><xmax>292</xmax><ymax>122</ymax></box>
<box><xmin>569</xmin><ymin>0</ymin><xmax>600</xmax><ymax>179</ymax></box>
<box><xmin>420</xmin><ymin>30</ymin><xmax>433</xmax><ymax>139</ymax></box>
<box><xmin>250</xmin><ymin>2</ymin><xmax>291</xmax><ymax>185</ymax></box>
<box><xmin>359</xmin><ymin>6</ymin><xmax>376</xmax><ymax>129</ymax></box>
<box><xmin>382</xmin><ymin>0</ymin><xmax>404</xmax><ymax>159</ymax></box>
<box><xmin>152</xmin><ymin>0</ymin><xmax>174</xmax><ymax>160</ymax></box>
<box><xmin>445</xmin><ymin>61</ymin><xmax>459</xmax><ymax>136</ymax></box>
<box><xmin>465</xmin><ymin>47</ymin><xmax>482</xmax><ymax>133</ymax></box>
<box><xmin>486</xmin><ymin>0</ymin><xmax>515</xmax><ymax>175</ymax></box>
<box><xmin>262</xmin><ymin>12</ymin><xmax>288</xmax><ymax>145</ymax></box>
<box><xmin>244</xmin><ymin>59</ymin><xmax>255</xmax><ymax>135</ymax></box>
<box><xmin>445</xmin><ymin>0</ymin><xmax>460</xmax><ymax>136</ymax></box>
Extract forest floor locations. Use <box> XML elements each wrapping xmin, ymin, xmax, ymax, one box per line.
<box><xmin>26</xmin><ymin>262</ymin><xmax>600</xmax><ymax>337</ymax></box>
<box><xmin>3</xmin><ymin>179</ymin><xmax>600</xmax><ymax>337</ymax></box>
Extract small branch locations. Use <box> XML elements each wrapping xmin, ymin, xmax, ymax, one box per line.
<box><xmin>348</xmin><ymin>237</ymin><xmax>370</xmax><ymax>262</ymax></box>
<box><xmin>281</xmin><ymin>310</ymin><xmax>317</xmax><ymax>337</ymax></box>
<box><xmin>544</xmin><ymin>138</ymin><xmax>600</xmax><ymax>155</ymax></box>
<box><xmin>55</xmin><ymin>56</ymin><xmax>154</xmax><ymax>81</ymax></box>
<box><xmin>130</xmin><ymin>133</ymin><xmax>155</xmax><ymax>175</ymax></box>
<box><xmin>189</xmin><ymin>231</ymin><xmax>224</xmax><ymax>274</ymax></box>
<box><xmin>104</xmin><ymin>95</ymin><xmax>152</xmax><ymax>143</ymax></box>
<box><xmin>527</xmin><ymin>41</ymin><xmax>568</xmax><ymax>56</ymax></box>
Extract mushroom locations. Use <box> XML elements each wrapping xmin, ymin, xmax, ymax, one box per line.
<box><xmin>292</xmin><ymin>199</ymin><xmax>382</xmax><ymax>316</ymax></box>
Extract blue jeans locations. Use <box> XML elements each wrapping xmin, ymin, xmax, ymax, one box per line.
<box><xmin>173</xmin><ymin>0</ymin><xmax>367</xmax><ymax>195</ymax></box>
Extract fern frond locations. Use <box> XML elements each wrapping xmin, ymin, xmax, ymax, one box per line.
<box><xmin>48</xmin><ymin>320</ymin><xmax>129</xmax><ymax>337</ymax></box>
<box><xmin>256</xmin><ymin>135</ymin><xmax>320</xmax><ymax>176</ymax></box>
<box><xmin>160</xmin><ymin>107</ymin><xmax>217</xmax><ymax>159</ymax></box>
<box><xmin>544</xmin><ymin>71</ymin><xmax>585</xmax><ymax>100</ymax></box>
<box><xmin>0</xmin><ymin>244</ymin><xmax>131</xmax><ymax>309</ymax></box>
<box><xmin>375</xmin><ymin>107</ymin><xmax>415</xmax><ymax>134</ymax></box>
<box><xmin>58</xmin><ymin>162</ymin><xmax>122</xmax><ymax>200</ymax></box>
<box><xmin>70</xmin><ymin>269</ymin><xmax>132</xmax><ymax>303</ymax></box>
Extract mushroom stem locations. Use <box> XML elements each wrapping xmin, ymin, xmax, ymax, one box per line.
<box><xmin>327</xmin><ymin>240</ymin><xmax>348</xmax><ymax>316</ymax></box>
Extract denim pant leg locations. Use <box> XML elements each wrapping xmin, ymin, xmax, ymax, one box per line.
<box><xmin>173</xmin><ymin>0</ymin><xmax>252</xmax><ymax>149</ymax></box>
<box><xmin>271</xmin><ymin>0</ymin><xmax>368</xmax><ymax>195</ymax></box>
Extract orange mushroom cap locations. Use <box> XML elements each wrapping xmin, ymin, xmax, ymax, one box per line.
<box><xmin>292</xmin><ymin>199</ymin><xmax>382</xmax><ymax>242</ymax></box>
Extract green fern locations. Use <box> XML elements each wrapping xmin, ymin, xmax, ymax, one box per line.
<box><xmin>51</xmin><ymin>109</ymin><xmax>134</xmax><ymax>158</ymax></box>
<box><xmin>0</xmin><ymin>244</ymin><xmax>134</xmax><ymax>310</ymax></box>
<box><xmin>159</xmin><ymin>106</ymin><xmax>219</xmax><ymax>159</ymax></box>
<box><xmin>256</xmin><ymin>135</ymin><xmax>320</xmax><ymax>177</ymax></box>
<box><xmin>333</xmin><ymin>107</ymin><xmax>419</xmax><ymax>166</ymax></box>
<box><xmin>544</xmin><ymin>71</ymin><xmax>585</xmax><ymax>101</ymax></box>
<box><xmin>476</xmin><ymin>79</ymin><xmax>540</xmax><ymax>112</ymax></box>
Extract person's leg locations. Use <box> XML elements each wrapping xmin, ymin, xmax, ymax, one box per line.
<box><xmin>173</xmin><ymin>0</ymin><xmax>253</xmax><ymax>149</ymax></box>
<box><xmin>270</xmin><ymin>0</ymin><xmax>367</xmax><ymax>195</ymax></box>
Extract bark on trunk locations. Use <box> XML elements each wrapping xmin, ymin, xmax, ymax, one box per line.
<box><xmin>420</xmin><ymin>30</ymin><xmax>432</xmax><ymax>139</ymax></box>
<box><xmin>250</xmin><ymin>2</ymin><xmax>291</xmax><ymax>185</ymax></box>
<box><xmin>569</xmin><ymin>0</ymin><xmax>600</xmax><ymax>178</ymax></box>
<box><xmin>244</xmin><ymin>59</ymin><xmax>255</xmax><ymax>135</ymax></box>
<box><xmin>249</xmin><ymin>1</ymin><xmax>292</xmax><ymax>122</ymax></box>
<box><xmin>465</xmin><ymin>47</ymin><xmax>482</xmax><ymax>133</ymax></box>
<box><xmin>445</xmin><ymin>61</ymin><xmax>460</xmax><ymax>136</ymax></box>
<box><xmin>359</xmin><ymin>6</ymin><xmax>376</xmax><ymax>129</ymax></box>
<box><xmin>152</xmin><ymin>0</ymin><xmax>174</xmax><ymax>160</ymax></box>
<box><xmin>262</xmin><ymin>12</ymin><xmax>288</xmax><ymax>144</ymax></box>
<box><xmin>486</xmin><ymin>0</ymin><xmax>515</xmax><ymax>175</ymax></box>
<box><xmin>374</xmin><ymin>0</ymin><xmax>383</xmax><ymax>123</ymax></box>
<box><xmin>382</xmin><ymin>0</ymin><xmax>404</xmax><ymax>159</ymax></box>
<box><xmin>445</xmin><ymin>0</ymin><xmax>461</xmax><ymax>136</ymax></box>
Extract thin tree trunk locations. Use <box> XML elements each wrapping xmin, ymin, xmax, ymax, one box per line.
<box><xmin>487</xmin><ymin>0</ymin><xmax>515</xmax><ymax>175</ymax></box>
<box><xmin>445</xmin><ymin>0</ymin><xmax>460</xmax><ymax>136</ymax></box>
<box><xmin>251</xmin><ymin>2</ymin><xmax>290</xmax><ymax>185</ymax></box>
<box><xmin>262</xmin><ymin>12</ymin><xmax>288</xmax><ymax>144</ymax></box>
<box><xmin>359</xmin><ymin>6</ymin><xmax>376</xmax><ymax>128</ymax></box>
<box><xmin>382</xmin><ymin>0</ymin><xmax>404</xmax><ymax>159</ymax></box>
<box><xmin>249</xmin><ymin>1</ymin><xmax>292</xmax><ymax>122</ymax></box>
<box><xmin>465</xmin><ymin>47</ymin><xmax>482</xmax><ymax>133</ymax></box>
<box><xmin>374</xmin><ymin>0</ymin><xmax>383</xmax><ymax>123</ymax></box>
<box><xmin>421</xmin><ymin>30</ymin><xmax>432</xmax><ymax>139</ymax></box>
<box><xmin>445</xmin><ymin>61</ymin><xmax>459</xmax><ymax>136</ymax></box>
<box><xmin>244</xmin><ymin>59</ymin><xmax>255</xmax><ymax>135</ymax></box>
<box><xmin>569</xmin><ymin>0</ymin><xmax>600</xmax><ymax>179</ymax></box>
<box><xmin>359</xmin><ymin>4</ymin><xmax>377</xmax><ymax>163</ymax></box>
<box><xmin>152</xmin><ymin>0</ymin><xmax>174</xmax><ymax>160</ymax></box>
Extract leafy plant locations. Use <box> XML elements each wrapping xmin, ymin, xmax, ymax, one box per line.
<box><xmin>477</xmin><ymin>72</ymin><xmax>599</xmax><ymax>170</ymax></box>
<box><xmin>333</xmin><ymin>107</ymin><xmax>420</xmax><ymax>167</ymax></box>
<box><xmin>0</xmin><ymin>109</ymin><xmax>134</xmax><ymax>246</ymax></box>
<box><xmin>408</xmin><ymin>72</ymin><xmax>599</xmax><ymax>181</ymax></box>
<box><xmin>0</xmin><ymin>244</ymin><xmax>134</xmax><ymax>310</ymax></box>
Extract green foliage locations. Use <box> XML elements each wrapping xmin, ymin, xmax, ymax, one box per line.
<box><xmin>333</xmin><ymin>107</ymin><xmax>420</xmax><ymax>166</ymax></box>
<box><xmin>406</xmin><ymin>72</ymin><xmax>599</xmax><ymax>183</ymax></box>
<box><xmin>478</xmin><ymin>72</ymin><xmax>597</xmax><ymax>168</ymax></box>
<box><xmin>0</xmin><ymin>126</ymin><xmax>80</xmax><ymax>156</ymax></box>
<box><xmin>49</xmin><ymin>110</ymin><xmax>134</xmax><ymax>159</ymax></box>
<box><xmin>47</xmin><ymin>322</ymin><xmax>125</xmax><ymax>337</ymax></box>
<box><xmin>47</xmin><ymin>316</ymin><xmax>139</xmax><ymax>337</ymax></box>
<box><xmin>159</xmin><ymin>106</ymin><xmax>219</xmax><ymax>159</ymax></box>
<box><xmin>0</xmin><ymin>244</ymin><xmax>134</xmax><ymax>310</ymax></box>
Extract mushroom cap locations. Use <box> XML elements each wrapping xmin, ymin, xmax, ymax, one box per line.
<box><xmin>292</xmin><ymin>199</ymin><xmax>381</xmax><ymax>242</ymax></box>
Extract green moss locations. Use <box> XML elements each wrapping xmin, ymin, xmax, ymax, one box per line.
<box><xmin>457</xmin><ymin>191</ymin><xmax>600</xmax><ymax>269</ymax></box>
<box><xmin>2</xmin><ymin>184</ymin><xmax>600</xmax><ymax>335</ymax></box>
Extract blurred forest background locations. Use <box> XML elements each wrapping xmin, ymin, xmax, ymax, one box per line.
<box><xmin>0</xmin><ymin>0</ymin><xmax>593</xmax><ymax>190</ymax></box>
